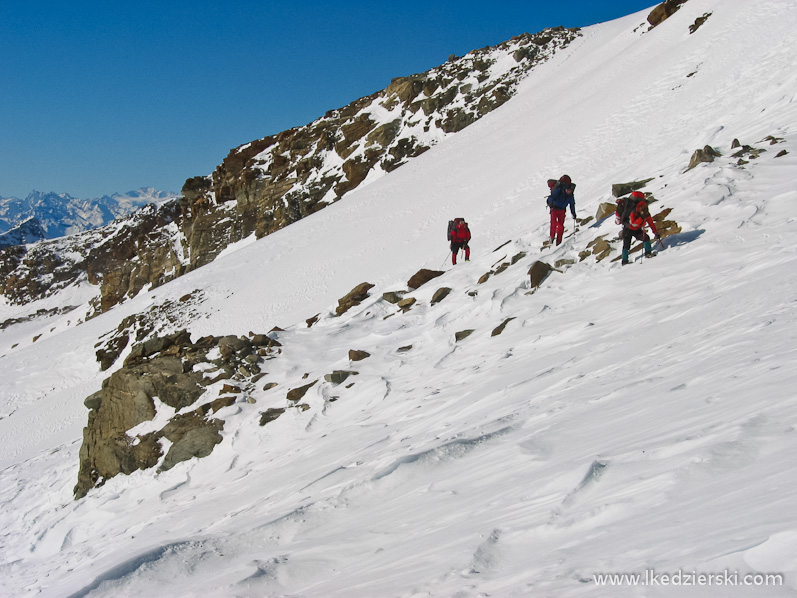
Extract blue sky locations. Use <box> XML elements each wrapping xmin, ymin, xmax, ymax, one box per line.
<box><xmin>0</xmin><ymin>1</ymin><xmax>657</xmax><ymax>199</ymax></box>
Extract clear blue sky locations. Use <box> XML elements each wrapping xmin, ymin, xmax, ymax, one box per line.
<box><xmin>0</xmin><ymin>1</ymin><xmax>657</xmax><ymax>199</ymax></box>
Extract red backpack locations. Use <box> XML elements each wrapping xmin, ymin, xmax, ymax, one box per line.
<box><xmin>447</xmin><ymin>218</ymin><xmax>469</xmax><ymax>241</ymax></box>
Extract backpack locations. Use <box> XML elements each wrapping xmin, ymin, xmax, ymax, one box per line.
<box><xmin>547</xmin><ymin>176</ymin><xmax>577</xmax><ymax>209</ymax></box>
<box><xmin>447</xmin><ymin>218</ymin><xmax>468</xmax><ymax>241</ymax></box>
<box><xmin>618</xmin><ymin>191</ymin><xmax>646</xmax><ymax>224</ymax></box>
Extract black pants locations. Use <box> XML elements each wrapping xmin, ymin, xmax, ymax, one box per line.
<box><xmin>622</xmin><ymin>227</ymin><xmax>650</xmax><ymax>251</ymax></box>
<box><xmin>450</xmin><ymin>241</ymin><xmax>470</xmax><ymax>264</ymax></box>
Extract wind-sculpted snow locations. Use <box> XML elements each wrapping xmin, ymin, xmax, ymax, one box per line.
<box><xmin>2</xmin><ymin>0</ymin><xmax>797</xmax><ymax>596</ymax></box>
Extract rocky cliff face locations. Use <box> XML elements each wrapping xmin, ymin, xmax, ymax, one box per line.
<box><xmin>0</xmin><ymin>26</ymin><xmax>579</xmax><ymax>317</ymax></box>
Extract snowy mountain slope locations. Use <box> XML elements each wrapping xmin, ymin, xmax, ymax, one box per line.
<box><xmin>0</xmin><ymin>188</ymin><xmax>177</xmax><ymax>241</ymax></box>
<box><xmin>1</xmin><ymin>0</ymin><xmax>797</xmax><ymax>596</ymax></box>
<box><xmin>0</xmin><ymin>217</ymin><xmax>47</xmax><ymax>248</ymax></box>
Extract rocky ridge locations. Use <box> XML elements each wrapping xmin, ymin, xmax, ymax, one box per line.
<box><xmin>1</xmin><ymin>26</ymin><xmax>580</xmax><ymax>318</ymax></box>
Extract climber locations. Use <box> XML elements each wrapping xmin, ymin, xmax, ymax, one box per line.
<box><xmin>621</xmin><ymin>195</ymin><xmax>661</xmax><ymax>264</ymax></box>
<box><xmin>449</xmin><ymin>218</ymin><xmax>471</xmax><ymax>265</ymax></box>
<box><xmin>546</xmin><ymin>174</ymin><xmax>577</xmax><ymax>245</ymax></box>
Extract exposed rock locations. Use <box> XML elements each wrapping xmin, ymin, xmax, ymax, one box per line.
<box><xmin>407</xmin><ymin>268</ymin><xmax>444</xmax><ymax>290</ymax></box>
<box><xmin>84</xmin><ymin>391</ymin><xmax>103</xmax><ymax>411</ymax></box>
<box><xmin>582</xmin><ymin>236</ymin><xmax>614</xmax><ymax>262</ymax></box>
<box><xmin>397</xmin><ymin>345</ymin><xmax>413</xmax><ymax>352</ymax></box>
<box><xmin>596</xmin><ymin>202</ymin><xmax>618</xmax><ymax>221</ymax></box>
<box><xmin>455</xmin><ymin>329</ymin><xmax>475</xmax><ymax>342</ymax></box>
<box><xmin>382</xmin><ymin>291</ymin><xmax>405</xmax><ymax>304</ymax></box>
<box><xmin>528</xmin><ymin>261</ymin><xmax>553</xmax><ymax>288</ymax></box>
<box><xmin>348</xmin><ymin>349</ymin><xmax>371</xmax><ymax>362</ymax></box>
<box><xmin>687</xmin><ymin>145</ymin><xmax>722</xmax><ymax>170</ymax></box>
<box><xmin>397</xmin><ymin>297</ymin><xmax>417</xmax><ymax>312</ymax></box>
<box><xmin>208</xmin><ymin>396</ymin><xmax>237</xmax><ymax>413</ymax></box>
<box><xmin>554</xmin><ymin>258</ymin><xmax>576</xmax><ymax>269</ymax></box>
<box><xmin>159</xmin><ymin>412</ymin><xmax>224</xmax><ymax>472</ymax></box>
<box><xmin>74</xmin><ymin>329</ymin><xmax>274</xmax><ymax>499</ymax></box>
<box><xmin>611</xmin><ymin>179</ymin><xmax>654</xmax><ymax>198</ymax></box>
<box><xmin>324</xmin><ymin>371</ymin><xmax>358</xmax><ymax>385</ymax></box>
<box><xmin>652</xmin><ymin>208</ymin><xmax>682</xmax><ymax>239</ymax></box>
<box><xmin>94</xmin><ymin>292</ymin><xmax>206</xmax><ymax>371</ymax></box>
<box><xmin>648</xmin><ymin>0</ymin><xmax>689</xmax><ymax>28</ymax></box>
<box><xmin>478</xmin><ymin>272</ymin><xmax>492</xmax><ymax>284</ymax></box>
<box><xmin>491</xmin><ymin>317</ymin><xmax>516</xmax><ymax>337</ymax></box>
<box><xmin>287</xmin><ymin>381</ymin><xmax>317</xmax><ymax>402</ymax></box>
<box><xmin>259</xmin><ymin>407</ymin><xmax>285</xmax><ymax>426</ymax></box>
<box><xmin>689</xmin><ymin>12</ymin><xmax>712</xmax><ymax>33</ymax></box>
<box><xmin>731</xmin><ymin>145</ymin><xmax>765</xmax><ymax>161</ymax></box>
<box><xmin>431</xmin><ymin>287</ymin><xmax>452</xmax><ymax>304</ymax></box>
<box><xmin>306</xmin><ymin>314</ymin><xmax>320</xmax><ymax>327</ymax></box>
<box><xmin>336</xmin><ymin>282</ymin><xmax>375</xmax><ymax>316</ymax></box>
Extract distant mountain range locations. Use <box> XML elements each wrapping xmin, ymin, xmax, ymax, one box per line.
<box><xmin>0</xmin><ymin>188</ymin><xmax>178</xmax><ymax>248</ymax></box>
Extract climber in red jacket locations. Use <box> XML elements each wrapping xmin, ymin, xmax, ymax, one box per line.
<box><xmin>622</xmin><ymin>199</ymin><xmax>660</xmax><ymax>264</ymax></box>
<box><xmin>450</xmin><ymin>219</ymin><xmax>471</xmax><ymax>265</ymax></box>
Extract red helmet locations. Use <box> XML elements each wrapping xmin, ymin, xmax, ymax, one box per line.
<box><xmin>560</xmin><ymin>175</ymin><xmax>572</xmax><ymax>185</ymax></box>
<box><xmin>631</xmin><ymin>191</ymin><xmax>645</xmax><ymax>199</ymax></box>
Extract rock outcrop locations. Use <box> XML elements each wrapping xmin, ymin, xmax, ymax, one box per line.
<box><xmin>407</xmin><ymin>269</ymin><xmax>444</xmax><ymax>290</ymax></box>
<box><xmin>336</xmin><ymin>282</ymin><xmax>375</xmax><ymax>316</ymax></box>
<box><xmin>75</xmin><ymin>329</ymin><xmax>279</xmax><ymax>499</ymax></box>
<box><xmin>687</xmin><ymin>145</ymin><xmax>722</xmax><ymax>170</ymax></box>
<box><xmin>648</xmin><ymin>0</ymin><xmax>690</xmax><ymax>28</ymax></box>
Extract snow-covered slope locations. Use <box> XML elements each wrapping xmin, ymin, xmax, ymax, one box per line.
<box><xmin>1</xmin><ymin>0</ymin><xmax>797</xmax><ymax>596</ymax></box>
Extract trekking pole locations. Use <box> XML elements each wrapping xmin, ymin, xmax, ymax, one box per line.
<box><xmin>657</xmin><ymin>236</ymin><xmax>666</xmax><ymax>250</ymax></box>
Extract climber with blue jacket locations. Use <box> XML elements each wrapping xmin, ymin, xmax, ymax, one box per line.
<box><xmin>547</xmin><ymin>175</ymin><xmax>577</xmax><ymax>245</ymax></box>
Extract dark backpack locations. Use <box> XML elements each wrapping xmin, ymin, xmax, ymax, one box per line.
<box><xmin>447</xmin><ymin>218</ymin><xmax>468</xmax><ymax>241</ymax></box>
<box><xmin>619</xmin><ymin>192</ymin><xmax>646</xmax><ymax>224</ymax></box>
<box><xmin>547</xmin><ymin>177</ymin><xmax>576</xmax><ymax>208</ymax></box>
